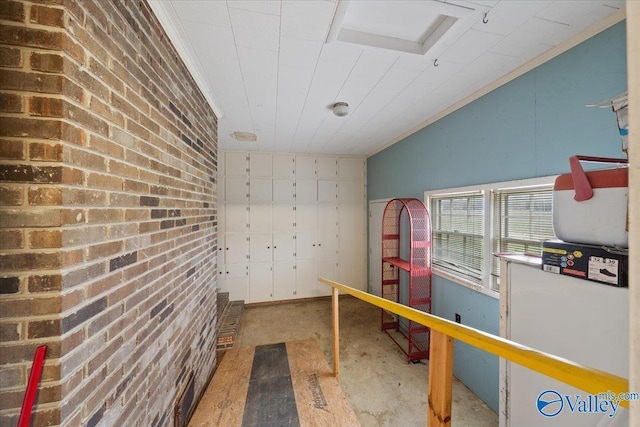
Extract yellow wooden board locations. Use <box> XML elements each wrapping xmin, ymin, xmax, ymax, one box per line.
<box><xmin>189</xmin><ymin>339</ymin><xmax>360</xmax><ymax>427</ymax></box>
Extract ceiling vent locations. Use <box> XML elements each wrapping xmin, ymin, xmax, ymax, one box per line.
<box><xmin>229</xmin><ymin>132</ymin><xmax>257</xmax><ymax>142</ymax></box>
<box><xmin>326</xmin><ymin>0</ymin><xmax>475</xmax><ymax>55</ymax></box>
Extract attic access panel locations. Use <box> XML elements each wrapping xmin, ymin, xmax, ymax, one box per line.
<box><xmin>326</xmin><ymin>0</ymin><xmax>476</xmax><ymax>55</ymax></box>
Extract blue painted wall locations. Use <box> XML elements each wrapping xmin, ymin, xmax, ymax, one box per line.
<box><xmin>367</xmin><ymin>22</ymin><xmax>627</xmax><ymax>412</ymax></box>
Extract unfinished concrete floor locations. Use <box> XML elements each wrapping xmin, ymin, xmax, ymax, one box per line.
<box><xmin>235</xmin><ymin>296</ymin><xmax>498</xmax><ymax>427</ymax></box>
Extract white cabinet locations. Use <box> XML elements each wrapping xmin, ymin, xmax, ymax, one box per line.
<box><xmin>225</xmin><ymin>205</ymin><xmax>248</xmax><ymax>232</ymax></box>
<box><xmin>249</xmin><ymin>178</ymin><xmax>272</xmax><ymax>203</ymax></box>
<box><xmin>249</xmin><ymin>233</ymin><xmax>272</xmax><ymax>263</ymax></box>
<box><xmin>339</xmin><ymin>180</ymin><xmax>365</xmax><ymax>203</ymax></box>
<box><xmin>318</xmin><ymin>180</ymin><xmax>338</xmax><ymax>202</ymax></box>
<box><xmin>317</xmin><ymin>204</ymin><xmax>338</xmax><ymax>230</ymax></box>
<box><xmin>273</xmin><ymin>232</ymin><xmax>295</xmax><ymax>262</ymax></box>
<box><xmin>295</xmin><ymin>204</ymin><xmax>317</xmax><ymax>230</ymax></box>
<box><xmin>273</xmin><ymin>153</ymin><xmax>295</xmax><ymax>177</ymax></box>
<box><xmin>273</xmin><ymin>262</ymin><xmax>296</xmax><ymax>300</ymax></box>
<box><xmin>220</xmin><ymin>150</ymin><xmax>366</xmax><ymax>301</ymax></box>
<box><xmin>222</xmin><ymin>263</ymin><xmax>249</xmax><ymax>301</ymax></box>
<box><xmin>249</xmin><ymin>263</ymin><xmax>273</xmax><ymax>303</ymax></box>
<box><xmin>318</xmin><ymin>156</ymin><xmax>337</xmax><ymax>178</ymax></box>
<box><xmin>224</xmin><ymin>233</ymin><xmax>249</xmax><ymax>264</ymax></box>
<box><xmin>273</xmin><ymin>204</ymin><xmax>295</xmax><ymax>231</ymax></box>
<box><xmin>296</xmin><ymin>260</ymin><xmax>317</xmax><ymax>298</ymax></box>
<box><xmin>225</xmin><ymin>151</ymin><xmax>248</xmax><ymax>176</ymax></box>
<box><xmin>249</xmin><ymin>205</ymin><xmax>271</xmax><ymax>232</ymax></box>
<box><xmin>296</xmin><ymin>155</ymin><xmax>316</xmax><ymax>178</ymax></box>
<box><xmin>249</xmin><ymin>152</ymin><xmax>272</xmax><ymax>177</ymax></box>
<box><xmin>338</xmin><ymin>157</ymin><xmax>365</xmax><ymax>179</ymax></box>
<box><xmin>273</xmin><ymin>179</ymin><xmax>295</xmax><ymax>203</ymax></box>
<box><xmin>225</xmin><ymin>178</ymin><xmax>248</xmax><ymax>203</ymax></box>
<box><xmin>295</xmin><ymin>179</ymin><xmax>317</xmax><ymax>203</ymax></box>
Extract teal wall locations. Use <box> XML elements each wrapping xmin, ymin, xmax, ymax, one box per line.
<box><xmin>367</xmin><ymin>22</ymin><xmax>627</xmax><ymax>412</ymax></box>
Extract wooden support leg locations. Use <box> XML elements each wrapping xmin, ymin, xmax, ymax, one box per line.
<box><xmin>427</xmin><ymin>330</ymin><xmax>454</xmax><ymax>427</ymax></box>
<box><xmin>332</xmin><ymin>287</ymin><xmax>339</xmax><ymax>381</ymax></box>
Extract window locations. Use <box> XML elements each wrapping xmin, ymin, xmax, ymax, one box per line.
<box><xmin>431</xmin><ymin>193</ymin><xmax>484</xmax><ymax>283</ymax></box>
<box><xmin>426</xmin><ymin>177</ymin><xmax>556</xmax><ymax>296</ymax></box>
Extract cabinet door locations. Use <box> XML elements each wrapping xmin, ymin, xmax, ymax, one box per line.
<box><xmin>224</xmin><ymin>233</ymin><xmax>249</xmax><ymax>264</ymax></box>
<box><xmin>295</xmin><ymin>230</ymin><xmax>316</xmax><ymax>260</ymax></box>
<box><xmin>296</xmin><ymin>260</ymin><xmax>317</xmax><ymax>299</ymax></box>
<box><xmin>249</xmin><ymin>263</ymin><xmax>273</xmax><ymax>303</ymax></box>
<box><xmin>295</xmin><ymin>179</ymin><xmax>317</xmax><ymax>203</ymax></box>
<box><xmin>317</xmin><ymin>231</ymin><xmax>338</xmax><ymax>259</ymax></box>
<box><xmin>318</xmin><ymin>180</ymin><xmax>338</xmax><ymax>202</ymax></box>
<box><xmin>224</xmin><ymin>263</ymin><xmax>249</xmax><ymax>301</ymax></box>
<box><xmin>273</xmin><ymin>204</ymin><xmax>295</xmax><ymax>232</ymax></box>
<box><xmin>317</xmin><ymin>156</ymin><xmax>338</xmax><ymax>178</ymax></box>
<box><xmin>249</xmin><ymin>178</ymin><xmax>272</xmax><ymax>203</ymax></box>
<box><xmin>338</xmin><ymin>157</ymin><xmax>365</xmax><ymax>180</ymax></box>
<box><xmin>295</xmin><ymin>204</ymin><xmax>317</xmax><ymax>230</ymax></box>
<box><xmin>273</xmin><ymin>179</ymin><xmax>295</xmax><ymax>203</ymax></box>
<box><xmin>217</xmin><ymin>205</ymin><xmax>226</xmax><ymax>235</ymax></box>
<box><xmin>273</xmin><ymin>153</ymin><xmax>295</xmax><ymax>178</ymax></box>
<box><xmin>216</xmin><ymin>174</ymin><xmax>225</xmax><ymax>201</ymax></box>
<box><xmin>249</xmin><ymin>204</ymin><xmax>272</xmax><ymax>233</ymax></box>
<box><xmin>225</xmin><ymin>205</ymin><xmax>248</xmax><ymax>232</ymax></box>
<box><xmin>273</xmin><ymin>232</ymin><xmax>295</xmax><ymax>262</ymax></box>
<box><xmin>338</xmin><ymin>180</ymin><xmax>365</xmax><ymax>203</ymax></box>
<box><xmin>317</xmin><ymin>258</ymin><xmax>338</xmax><ymax>296</ymax></box>
<box><xmin>225</xmin><ymin>177</ymin><xmax>248</xmax><ymax>203</ymax></box>
<box><xmin>216</xmin><ymin>234</ymin><xmax>225</xmax><ymax>278</ymax></box>
<box><xmin>273</xmin><ymin>262</ymin><xmax>296</xmax><ymax>300</ymax></box>
<box><xmin>296</xmin><ymin>155</ymin><xmax>316</xmax><ymax>178</ymax></box>
<box><xmin>249</xmin><ymin>232</ymin><xmax>272</xmax><ymax>263</ymax></box>
<box><xmin>225</xmin><ymin>151</ymin><xmax>248</xmax><ymax>176</ymax></box>
<box><xmin>249</xmin><ymin>152</ymin><xmax>272</xmax><ymax>177</ymax></box>
<box><xmin>317</xmin><ymin>204</ymin><xmax>338</xmax><ymax>230</ymax></box>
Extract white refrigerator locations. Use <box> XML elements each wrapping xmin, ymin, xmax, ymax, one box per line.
<box><xmin>499</xmin><ymin>256</ymin><xmax>629</xmax><ymax>427</ymax></box>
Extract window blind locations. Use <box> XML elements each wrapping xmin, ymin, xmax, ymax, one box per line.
<box><xmin>431</xmin><ymin>193</ymin><xmax>484</xmax><ymax>283</ymax></box>
<box><xmin>492</xmin><ymin>188</ymin><xmax>555</xmax><ymax>289</ymax></box>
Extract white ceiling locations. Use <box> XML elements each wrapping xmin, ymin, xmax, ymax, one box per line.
<box><xmin>148</xmin><ymin>0</ymin><xmax>625</xmax><ymax>156</ymax></box>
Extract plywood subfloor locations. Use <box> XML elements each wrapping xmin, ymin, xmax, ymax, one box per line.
<box><xmin>189</xmin><ymin>339</ymin><xmax>360</xmax><ymax>427</ymax></box>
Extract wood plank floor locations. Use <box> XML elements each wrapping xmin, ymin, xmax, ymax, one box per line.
<box><xmin>189</xmin><ymin>339</ymin><xmax>360</xmax><ymax>427</ymax></box>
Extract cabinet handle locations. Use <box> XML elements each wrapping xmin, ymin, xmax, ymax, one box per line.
<box><xmin>274</xmin><ymin>245</ymin><xmax>277</xmax><ymax>248</ymax></box>
<box><xmin>267</xmin><ymin>246</ymin><xmax>270</xmax><ymax>249</ymax></box>
<box><xmin>226</xmin><ymin>248</ymin><xmax>229</xmax><ymax>250</ymax></box>
<box><xmin>318</xmin><ymin>243</ymin><xmax>322</xmax><ymax>247</ymax></box>
<box><xmin>313</xmin><ymin>244</ymin><xmax>316</xmax><ymax>247</ymax></box>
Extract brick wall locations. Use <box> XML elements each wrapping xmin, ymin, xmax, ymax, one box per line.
<box><xmin>0</xmin><ymin>1</ymin><xmax>218</xmax><ymax>425</ymax></box>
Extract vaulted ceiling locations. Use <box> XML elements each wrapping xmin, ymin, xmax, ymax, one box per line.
<box><xmin>148</xmin><ymin>0</ymin><xmax>625</xmax><ymax>156</ymax></box>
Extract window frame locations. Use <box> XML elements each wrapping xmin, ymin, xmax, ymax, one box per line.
<box><xmin>425</xmin><ymin>175</ymin><xmax>557</xmax><ymax>299</ymax></box>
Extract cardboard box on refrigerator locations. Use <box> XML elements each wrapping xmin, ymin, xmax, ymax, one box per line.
<box><xmin>541</xmin><ymin>240</ymin><xmax>628</xmax><ymax>287</ymax></box>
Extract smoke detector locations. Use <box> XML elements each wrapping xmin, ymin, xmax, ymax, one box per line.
<box><xmin>331</xmin><ymin>102</ymin><xmax>349</xmax><ymax>117</ymax></box>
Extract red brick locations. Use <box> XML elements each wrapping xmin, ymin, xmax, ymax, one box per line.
<box><xmin>0</xmin><ymin>230</ymin><xmax>23</xmax><ymax>249</ymax></box>
<box><xmin>86</xmin><ymin>173</ymin><xmax>124</xmax><ymax>191</ymax></box>
<box><xmin>88</xmin><ymin>135</ymin><xmax>124</xmax><ymax>158</ymax></box>
<box><xmin>0</xmin><ymin>25</ymin><xmax>64</xmax><ymax>50</ymax></box>
<box><xmin>29</xmin><ymin>142</ymin><xmax>63</xmax><ymax>161</ymax></box>
<box><xmin>0</xmin><ymin>296</ymin><xmax>61</xmax><ymax>317</ymax></box>
<box><xmin>0</xmin><ymin>46</ymin><xmax>22</xmax><ymax>67</ymax></box>
<box><xmin>107</xmin><ymin>160</ymin><xmax>138</xmax><ymax>178</ymax></box>
<box><xmin>28</xmin><ymin>186</ymin><xmax>63</xmax><ymax>205</ymax></box>
<box><xmin>62</xmin><ymin>248</ymin><xmax>84</xmax><ymax>266</ymax></box>
<box><xmin>30</xmin><ymin>5</ymin><xmax>65</xmax><ymax>28</ymax></box>
<box><xmin>89</xmin><ymin>96</ymin><xmax>125</xmax><ymax>127</ymax></box>
<box><xmin>28</xmin><ymin>275</ymin><xmax>62</xmax><ymax>292</ymax></box>
<box><xmin>0</xmin><ymin>93</ymin><xmax>23</xmax><ymax>113</ymax></box>
<box><xmin>0</xmin><ymin>252</ymin><xmax>62</xmax><ymax>271</ymax></box>
<box><xmin>30</xmin><ymin>52</ymin><xmax>64</xmax><ymax>73</ymax></box>
<box><xmin>87</xmin><ymin>241</ymin><xmax>123</xmax><ymax>261</ymax></box>
<box><xmin>29</xmin><ymin>230</ymin><xmax>62</xmax><ymax>248</ymax></box>
<box><xmin>0</xmin><ymin>140</ymin><xmax>24</xmax><ymax>160</ymax></box>
<box><xmin>68</xmin><ymin>148</ymin><xmax>106</xmax><ymax>171</ymax></box>
<box><xmin>28</xmin><ymin>319</ymin><xmax>61</xmax><ymax>339</ymax></box>
<box><xmin>29</xmin><ymin>96</ymin><xmax>63</xmax><ymax>117</ymax></box>
<box><xmin>0</xmin><ymin>186</ymin><xmax>23</xmax><ymax>206</ymax></box>
<box><xmin>0</xmin><ymin>1</ymin><xmax>25</xmax><ymax>22</ymax></box>
<box><xmin>0</xmin><ymin>117</ymin><xmax>62</xmax><ymax>139</ymax></box>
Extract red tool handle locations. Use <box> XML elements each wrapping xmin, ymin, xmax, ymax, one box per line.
<box><xmin>18</xmin><ymin>345</ymin><xmax>47</xmax><ymax>427</ymax></box>
<box><xmin>568</xmin><ymin>155</ymin><xmax>628</xmax><ymax>201</ymax></box>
